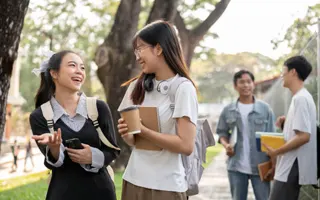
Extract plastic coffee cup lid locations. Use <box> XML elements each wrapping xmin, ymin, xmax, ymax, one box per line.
<box><xmin>119</xmin><ymin>105</ymin><xmax>139</xmax><ymax>113</ymax></box>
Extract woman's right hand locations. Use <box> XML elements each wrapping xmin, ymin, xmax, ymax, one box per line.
<box><xmin>32</xmin><ymin>128</ymin><xmax>62</xmax><ymax>150</ymax></box>
<box><xmin>117</xmin><ymin>118</ymin><xmax>135</xmax><ymax>146</ymax></box>
<box><xmin>117</xmin><ymin>118</ymin><xmax>129</xmax><ymax>137</ymax></box>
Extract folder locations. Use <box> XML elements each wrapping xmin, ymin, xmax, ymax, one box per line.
<box><xmin>260</xmin><ymin>135</ymin><xmax>285</xmax><ymax>152</ymax></box>
<box><xmin>135</xmin><ymin>106</ymin><xmax>162</xmax><ymax>151</ymax></box>
<box><xmin>255</xmin><ymin>132</ymin><xmax>283</xmax><ymax>138</ymax></box>
<box><xmin>258</xmin><ymin>160</ymin><xmax>274</xmax><ymax>181</ymax></box>
<box><xmin>229</xmin><ymin>126</ymin><xmax>237</xmax><ymax>148</ymax></box>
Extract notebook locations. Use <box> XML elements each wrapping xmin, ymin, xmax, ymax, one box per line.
<box><xmin>255</xmin><ymin>132</ymin><xmax>284</xmax><ymax>152</ymax></box>
<box><xmin>255</xmin><ymin>132</ymin><xmax>284</xmax><ymax>138</ymax></box>
<box><xmin>135</xmin><ymin>106</ymin><xmax>162</xmax><ymax>151</ymax></box>
<box><xmin>260</xmin><ymin>135</ymin><xmax>285</xmax><ymax>152</ymax></box>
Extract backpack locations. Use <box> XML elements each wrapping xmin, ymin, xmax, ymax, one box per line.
<box><xmin>168</xmin><ymin>77</ymin><xmax>215</xmax><ymax>196</ymax></box>
<box><xmin>40</xmin><ymin>97</ymin><xmax>120</xmax><ymax>181</ymax></box>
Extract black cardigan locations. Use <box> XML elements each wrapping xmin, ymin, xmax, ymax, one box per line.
<box><xmin>29</xmin><ymin>100</ymin><xmax>120</xmax><ymax>200</ymax></box>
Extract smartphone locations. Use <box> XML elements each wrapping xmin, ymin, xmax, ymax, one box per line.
<box><xmin>65</xmin><ymin>138</ymin><xmax>84</xmax><ymax>149</ymax></box>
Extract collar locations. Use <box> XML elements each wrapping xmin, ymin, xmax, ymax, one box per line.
<box><xmin>228</xmin><ymin>96</ymin><xmax>262</xmax><ymax>114</ymax></box>
<box><xmin>50</xmin><ymin>93</ymin><xmax>88</xmax><ymax>123</ymax></box>
<box><xmin>154</xmin><ymin>74</ymin><xmax>180</xmax><ymax>84</ymax></box>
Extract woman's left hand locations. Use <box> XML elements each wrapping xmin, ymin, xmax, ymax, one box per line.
<box><xmin>140</xmin><ymin>123</ymin><xmax>148</xmax><ymax>135</ymax></box>
<box><xmin>66</xmin><ymin>144</ymin><xmax>92</xmax><ymax>164</ymax></box>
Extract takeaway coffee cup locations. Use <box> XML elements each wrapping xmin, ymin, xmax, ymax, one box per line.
<box><xmin>119</xmin><ymin>105</ymin><xmax>141</xmax><ymax>134</ymax></box>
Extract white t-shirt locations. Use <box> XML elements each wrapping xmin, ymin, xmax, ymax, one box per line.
<box><xmin>118</xmin><ymin>74</ymin><xmax>198</xmax><ymax>192</ymax></box>
<box><xmin>274</xmin><ymin>88</ymin><xmax>317</xmax><ymax>185</ymax></box>
<box><xmin>237</xmin><ymin>102</ymin><xmax>253</xmax><ymax>174</ymax></box>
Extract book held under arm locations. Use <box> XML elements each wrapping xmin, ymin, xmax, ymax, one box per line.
<box><xmin>135</xmin><ymin>106</ymin><xmax>162</xmax><ymax>151</ymax></box>
<box><xmin>229</xmin><ymin>126</ymin><xmax>237</xmax><ymax>148</ymax></box>
<box><xmin>258</xmin><ymin>160</ymin><xmax>274</xmax><ymax>181</ymax></box>
<box><xmin>255</xmin><ymin>132</ymin><xmax>285</xmax><ymax>152</ymax></box>
<box><xmin>260</xmin><ymin>135</ymin><xmax>285</xmax><ymax>152</ymax></box>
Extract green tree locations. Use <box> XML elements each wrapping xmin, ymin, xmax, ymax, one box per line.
<box><xmin>271</xmin><ymin>4</ymin><xmax>319</xmax><ymax>111</ymax></box>
<box><xmin>192</xmin><ymin>52</ymin><xmax>277</xmax><ymax>103</ymax></box>
<box><xmin>19</xmin><ymin>0</ymin><xmax>117</xmax><ymax>112</ymax></box>
<box><xmin>272</xmin><ymin>4</ymin><xmax>319</xmax><ymax>63</ymax></box>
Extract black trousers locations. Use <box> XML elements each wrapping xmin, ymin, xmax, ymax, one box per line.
<box><xmin>269</xmin><ymin>159</ymin><xmax>301</xmax><ymax>200</ymax></box>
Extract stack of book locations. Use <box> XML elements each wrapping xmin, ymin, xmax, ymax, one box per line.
<box><xmin>255</xmin><ymin>132</ymin><xmax>285</xmax><ymax>152</ymax></box>
<box><xmin>256</xmin><ymin>132</ymin><xmax>285</xmax><ymax>181</ymax></box>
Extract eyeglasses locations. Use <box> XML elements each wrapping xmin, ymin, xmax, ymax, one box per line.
<box><xmin>134</xmin><ymin>45</ymin><xmax>152</xmax><ymax>57</ymax></box>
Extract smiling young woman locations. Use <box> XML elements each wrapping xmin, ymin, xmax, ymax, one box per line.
<box><xmin>29</xmin><ymin>50</ymin><xmax>120</xmax><ymax>200</ymax></box>
<box><xmin>118</xmin><ymin>20</ymin><xmax>199</xmax><ymax>200</ymax></box>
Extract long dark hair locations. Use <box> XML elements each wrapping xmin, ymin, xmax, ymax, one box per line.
<box><xmin>35</xmin><ymin>50</ymin><xmax>75</xmax><ymax>108</ymax></box>
<box><xmin>122</xmin><ymin>20</ymin><xmax>196</xmax><ymax>105</ymax></box>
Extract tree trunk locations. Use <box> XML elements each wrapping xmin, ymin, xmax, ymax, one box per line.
<box><xmin>83</xmin><ymin>62</ymin><xmax>92</xmax><ymax>96</ymax></box>
<box><xmin>175</xmin><ymin>0</ymin><xmax>232</xmax><ymax>67</ymax></box>
<box><xmin>146</xmin><ymin>0</ymin><xmax>178</xmax><ymax>24</ymax></box>
<box><xmin>0</xmin><ymin>0</ymin><xmax>30</xmax><ymax>152</ymax></box>
<box><xmin>94</xmin><ymin>0</ymin><xmax>141</xmax><ymax>170</ymax></box>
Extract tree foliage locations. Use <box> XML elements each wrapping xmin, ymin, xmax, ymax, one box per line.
<box><xmin>192</xmin><ymin>52</ymin><xmax>277</xmax><ymax>103</ymax></box>
<box><xmin>270</xmin><ymin>3</ymin><xmax>319</xmax><ymax>110</ymax></box>
<box><xmin>19</xmin><ymin>0</ymin><xmax>117</xmax><ymax>112</ymax></box>
<box><xmin>272</xmin><ymin>4</ymin><xmax>319</xmax><ymax>58</ymax></box>
<box><xmin>19</xmin><ymin>0</ymin><xmax>227</xmax><ymax>112</ymax></box>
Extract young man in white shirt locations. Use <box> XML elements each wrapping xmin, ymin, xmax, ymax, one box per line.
<box><xmin>264</xmin><ymin>56</ymin><xmax>317</xmax><ymax>200</ymax></box>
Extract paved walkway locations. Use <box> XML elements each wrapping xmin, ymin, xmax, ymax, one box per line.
<box><xmin>190</xmin><ymin>151</ymin><xmax>255</xmax><ymax>200</ymax></box>
<box><xmin>0</xmin><ymin>147</ymin><xmax>47</xmax><ymax>180</ymax></box>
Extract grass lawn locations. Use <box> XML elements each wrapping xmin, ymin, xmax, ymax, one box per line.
<box><xmin>0</xmin><ymin>170</ymin><xmax>124</xmax><ymax>200</ymax></box>
<box><xmin>0</xmin><ymin>145</ymin><xmax>222</xmax><ymax>200</ymax></box>
<box><xmin>203</xmin><ymin>144</ymin><xmax>223</xmax><ymax>169</ymax></box>
<box><xmin>0</xmin><ymin>170</ymin><xmax>49</xmax><ymax>200</ymax></box>
<box><xmin>114</xmin><ymin>171</ymin><xmax>124</xmax><ymax>199</ymax></box>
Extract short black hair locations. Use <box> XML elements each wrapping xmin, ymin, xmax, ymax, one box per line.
<box><xmin>233</xmin><ymin>70</ymin><xmax>255</xmax><ymax>85</ymax></box>
<box><xmin>284</xmin><ymin>55</ymin><xmax>312</xmax><ymax>81</ymax></box>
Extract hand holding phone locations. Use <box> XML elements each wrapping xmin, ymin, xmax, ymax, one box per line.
<box><xmin>66</xmin><ymin>140</ymin><xmax>92</xmax><ymax>164</ymax></box>
<box><xmin>65</xmin><ymin>138</ymin><xmax>84</xmax><ymax>149</ymax></box>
